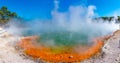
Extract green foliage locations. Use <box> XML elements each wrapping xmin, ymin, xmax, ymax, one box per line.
<box><xmin>0</xmin><ymin>6</ymin><xmax>18</xmax><ymax>24</ymax></box>
<box><xmin>118</xmin><ymin>16</ymin><xmax>120</xmax><ymax>21</ymax></box>
<box><xmin>95</xmin><ymin>16</ymin><xmax>120</xmax><ymax>23</ymax></box>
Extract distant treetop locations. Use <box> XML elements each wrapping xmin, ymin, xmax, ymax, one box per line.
<box><xmin>0</xmin><ymin>6</ymin><xmax>18</xmax><ymax>24</ymax></box>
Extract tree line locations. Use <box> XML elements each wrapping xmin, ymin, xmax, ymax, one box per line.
<box><xmin>95</xmin><ymin>16</ymin><xmax>120</xmax><ymax>23</ymax></box>
<box><xmin>0</xmin><ymin>6</ymin><xmax>17</xmax><ymax>24</ymax></box>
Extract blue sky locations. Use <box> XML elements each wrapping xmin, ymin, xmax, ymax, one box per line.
<box><xmin>0</xmin><ymin>0</ymin><xmax>120</xmax><ymax>20</ymax></box>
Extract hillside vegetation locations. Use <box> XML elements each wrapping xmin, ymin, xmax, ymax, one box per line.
<box><xmin>0</xmin><ymin>6</ymin><xmax>17</xmax><ymax>24</ymax></box>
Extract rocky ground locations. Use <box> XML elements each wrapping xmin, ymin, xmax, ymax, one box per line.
<box><xmin>0</xmin><ymin>31</ymin><xmax>36</xmax><ymax>63</ymax></box>
<box><xmin>0</xmin><ymin>29</ymin><xmax>120</xmax><ymax>63</ymax></box>
<box><xmin>81</xmin><ymin>30</ymin><xmax>120</xmax><ymax>63</ymax></box>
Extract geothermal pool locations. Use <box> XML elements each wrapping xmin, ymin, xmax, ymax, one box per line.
<box><xmin>18</xmin><ymin>34</ymin><xmax>106</xmax><ymax>62</ymax></box>
<box><xmin>22</xmin><ymin>28</ymin><xmax>104</xmax><ymax>53</ymax></box>
<box><xmin>18</xmin><ymin>27</ymin><xmax>112</xmax><ymax>62</ymax></box>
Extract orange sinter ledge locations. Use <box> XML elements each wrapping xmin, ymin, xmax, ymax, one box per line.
<box><xmin>17</xmin><ymin>35</ymin><xmax>111</xmax><ymax>62</ymax></box>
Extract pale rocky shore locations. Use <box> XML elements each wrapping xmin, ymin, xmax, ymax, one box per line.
<box><xmin>81</xmin><ymin>30</ymin><xmax>120</xmax><ymax>63</ymax></box>
<box><xmin>0</xmin><ymin>30</ymin><xmax>36</xmax><ymax>63</ymax></box>
<box><xmin>0</xmin><ymin>29</ymin><xmax>120</xmax><ymax>63</ymax></box>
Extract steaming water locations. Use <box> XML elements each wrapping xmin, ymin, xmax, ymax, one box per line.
<box><xmin>39</xmin><ymin>31</ymin><xmax>89</xmax><ymax>46</ymax></box>
<box><xmin>22</xmin><ymin>20</ymin><xmax>118</xmax><ymax>54</ymax></box>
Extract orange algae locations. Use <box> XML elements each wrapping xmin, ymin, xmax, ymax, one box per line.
<box><xmin>18</xmin><ymin>36</ymin><xmax>109</xmax><ymax>62</ymax></box>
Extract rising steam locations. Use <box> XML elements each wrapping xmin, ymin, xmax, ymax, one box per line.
<box><xmin>17</xmin><ymin>3</ymin><xmax>118</xmax><ymax>47</ymax></box>
<box><xmin>3</xmin><ymin>0</ymin><xmax>118</xmax><ymax>48</ymax></box>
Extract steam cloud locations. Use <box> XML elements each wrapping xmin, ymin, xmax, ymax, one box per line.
<box><xmin>4</xmin><ymin>1</ymin><xmax>119</xmax><ymax>47</ymax></box>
